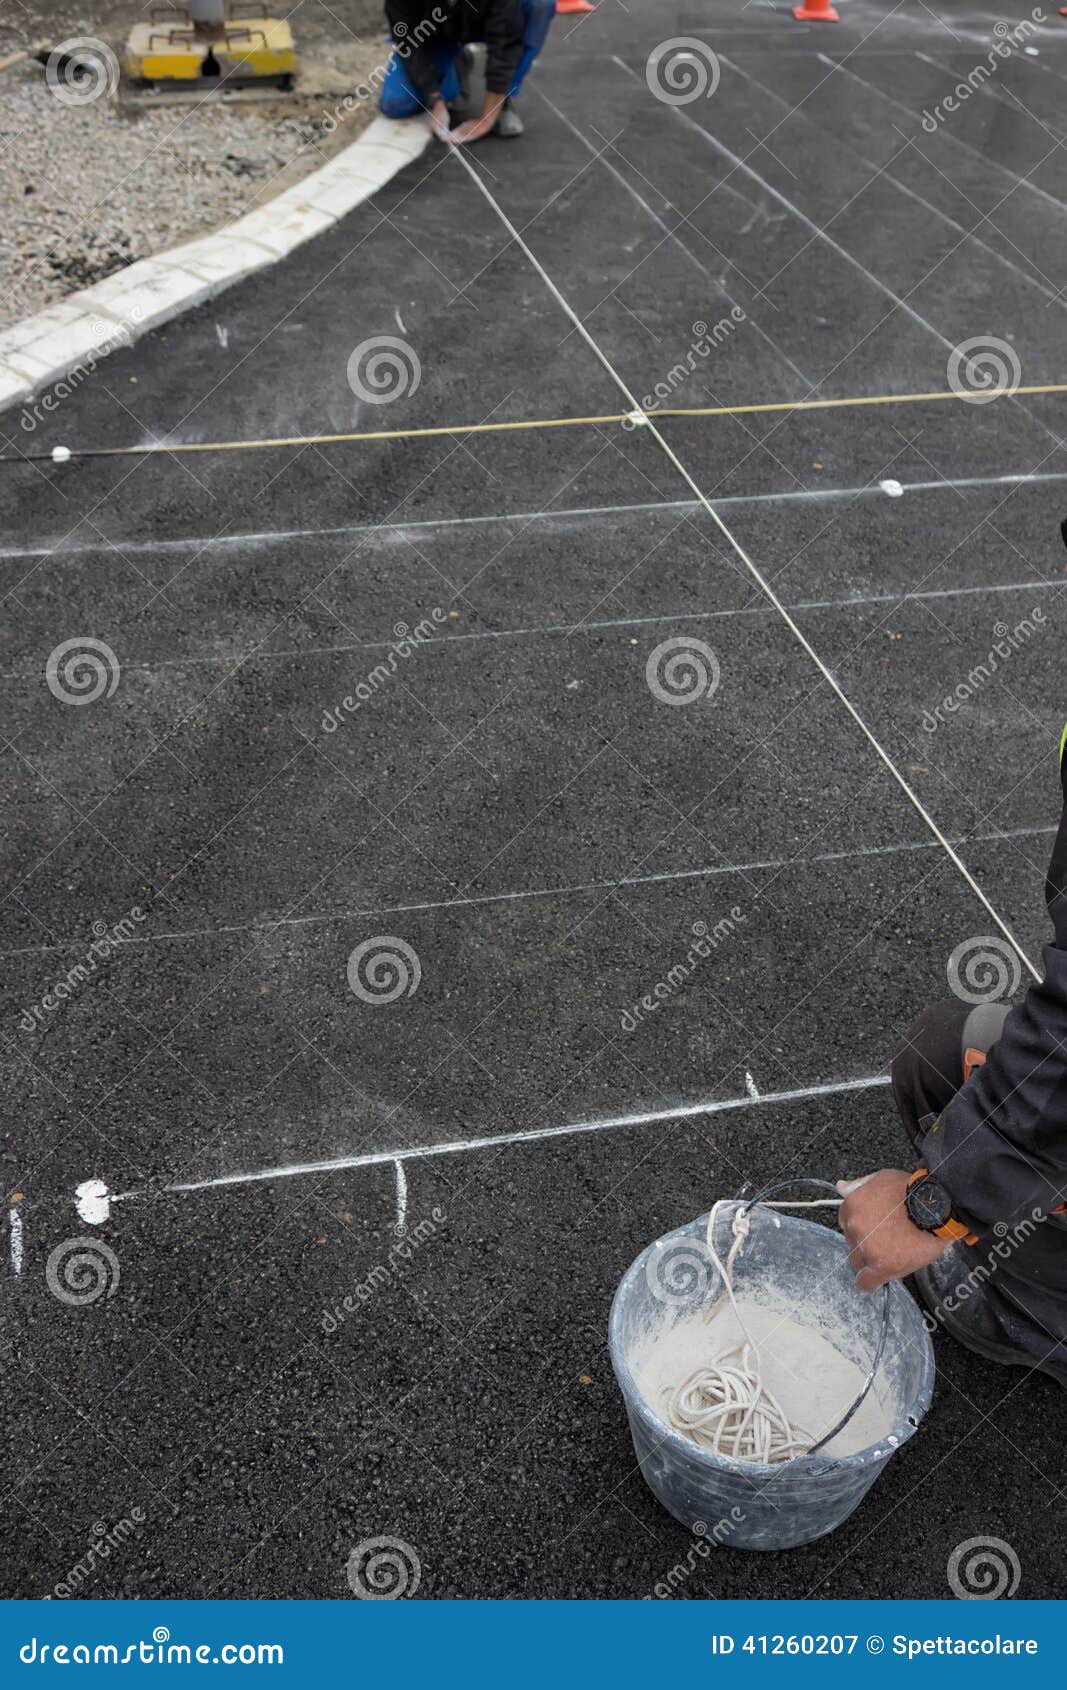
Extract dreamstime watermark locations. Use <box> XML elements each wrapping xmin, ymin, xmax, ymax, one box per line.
<box><xmin>947</xmin><ymin>1536</ymin><xmax>1021</xmax><ymax>1599</ymax></box>
<box><xmin>921</xmin><ymin>13</ymin><xmax>1045</xmax><ymax>132</ymax></box>
<box><xmin>644</xmin><ymin>1232</ymin><xmax>716</xmax><ymax>1307</ymax></box>
<box><xmin>646</xmin><ymin>1511</ymin><xmax>746</xmax><ymax>1596</ymax></box>
<box><xmin>46</xmin><ymin>637</ymin><xmax>121</xmax><ymax>705</ymax></box>
<box><xmin>346</xmin><ymin>1536</ymin><xmax>421</xmax><ymax>1599</ymax></box>
<box><xmin>49</xmin><ymin>1511</ymin><xmax>146</xmax><ymax>1599</ymax></box>
<box><xmin>346</xmin><ymin>937</ymin><xmax>421</xmax><ymax>1004</ymax></box>
<box><xmin>21</xmin><ymin>314</ymin><xmax>143</xmax><ymax>434</ymax></box>
<box><xmin>347</xmin><ymin>335</ymin><xmax>421</xmax><ymax>403</ymax></box>
<box><xmin>624</xmin><ymin>310</ymin><xmax>747</xmax><ymax>422</ymax></box>
<box><xmin>319</xmin><ymin>7</ymin><xmax>447</xmax><ymax>127</ymax></box>
<box><xmin>646</xmin><ymin>636</ymin><xmax>720</xmax><ymax>705</ymax></box>
<box><xmin>45</xmin><ymin>1237</ymin><xmax>120</xmax><ymax>1307</ymax></box>
<box><xmin>45</xmin><ymin>37</ymin><xmax>120</xmax><ymax>106</ymax></box>
<box><xmin>322</xmin><ymin>1208</ymin><xmax>446</xmax><ymax>1332</ymax></box>
<box><xmin>19</xmin><ymin>1631</ymin><xmax>283</xmax><ymax>1666</ymax></box>
<box><xmin>920</xmin><ymin>609</ymin><xmax>1045</xmax><ymax>732</ymax></box>
<box><xmin>947</xmin><ymin>935</ymin><xmax>1022</xmax><ymax>1005</ymax></box>
<box><xmin>920</xmin><ymin>1208</ymin><xmax>1047</xmax><ymax>1337</ymax></box>
<box><xmin>320</xmin><ymin>609</ymin><xmax>447</xmax><ymax>731</ymax></box>
<box><xmin>19</xmin><ymin>906</ymin><xmax>147</xmax><ymax>1034</ymax></box>
<box><xmin>947</xmin><ymin>336</ymin><xmax>1022</xmax><ymax>402</ymax></box>
<box><xmin>646</xmin><ymin>39</ymin><xmax>721</xmax><ymax>105</ymax></box>
<box><xmin>621</xmin><ymin>911</ymin><xmax>746</xmax><ymax>1032</ymax></box>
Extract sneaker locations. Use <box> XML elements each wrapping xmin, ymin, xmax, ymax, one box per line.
<box><xmin>494</xmin><ymin>98</ymin><xmax>524</xmax><ymax>138</ymax></box>
<box><xmin>912</xmin><ymin>1245</ymin><xmax>1067</xmax><ymax>1389</ymax></box>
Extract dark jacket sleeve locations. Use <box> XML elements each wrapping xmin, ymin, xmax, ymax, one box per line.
<box><xmin>483</xmin><ymin>0</ymin><xmax>525</xmax><ymax>94</ymax></box>
<box><xmin>921</xmin><ymin>949</ymin><xmax>1067</xmax><ymax>1236</ymax></box>
<box><xmin>386</xmin><ymin>0</ymin><xmax>441</xmax><ymax>104</ymax></box>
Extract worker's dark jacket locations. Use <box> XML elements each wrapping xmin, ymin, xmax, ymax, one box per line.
<box><xmin>924</xmin><ymin>798</ymin><xmax>1067</xmax><ymax>1240</ymax></box>
<box><xmin>386</xmin><ymin>0</ymin><xmax>525</xmax><ymax>100</ymax></box>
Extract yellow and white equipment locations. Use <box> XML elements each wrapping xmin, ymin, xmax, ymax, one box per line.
<box><xmin>126</xmin><ymin>2</ymin><xmax>296</xmax><ymax>86</ymax></box>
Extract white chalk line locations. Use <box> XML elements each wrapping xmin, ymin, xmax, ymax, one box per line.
<box><xmin>3</xmin><ymin>822</ymin><xmax>1054</xmax><ymax>961</ymax></box>
<box><xmin>2</xmin><ymin>469</ymin><xmax>1065</xmax><ymax>566</ymax></box>
<box><xmin>106</xmin><ymin>1074</ymin><xmax>891</xmax><ymax>1208</ymax></box>
<box><xmin>721</xmin><ymin>50</ymin><xmax>1065</xmax><ymax>306</ymax></box>
<box><xmin>1</xmin><ymin>570</ymin><xmax>1058</xmax><ymax>686</ymax></box>
<box><xmin>448</xmin><ymin>116</ymin><xmax>1042</xmax><ymax>985</ymax></box>
<box><xmin>819</xmin><ymin>52</ymin><xmax>1067</xmax><ymax>221</ymax></box>
<box><xmin>394</xmin><ymin>1159</ymin><xmax>408</xmax><ymax>1234</ymax></box>
<box><xmin>0</xmin><ymin>567</ymin><xmax>1055</xmax><ymax>686</ymax></box>
<box><xmin>9</xmin><ymin>1204</ymin><xmax>23</xmax><ymax>1278</ymax></box>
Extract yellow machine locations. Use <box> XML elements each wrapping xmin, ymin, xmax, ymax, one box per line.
<box><xmin>126</xmin><ymin>3</ymin><xmax>296</xmax><ymax>86</ymax></box>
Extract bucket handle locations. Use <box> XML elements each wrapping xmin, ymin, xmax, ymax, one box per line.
<box><xmin>736</xmin><ymin>1177</ymin><xmax>891</xmax><ymax>1459</ymax></box>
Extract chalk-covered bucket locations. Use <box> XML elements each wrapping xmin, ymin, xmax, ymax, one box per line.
<box><xmin>609</xmin><ymin>1197</ymin><xmax>935</xmax><ymax>1550</ymax></box>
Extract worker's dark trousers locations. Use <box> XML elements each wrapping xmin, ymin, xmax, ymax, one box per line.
<box><xmin>891</xmin><ymin>1000</ymin><xmax>1067</xmax><ymax>1362</ymax></box>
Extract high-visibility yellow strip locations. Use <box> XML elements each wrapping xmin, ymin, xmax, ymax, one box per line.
<box><xmin>4</xmin><ymin>381</ymin><xmax>1065</xmax><ymax>463</ymax></box>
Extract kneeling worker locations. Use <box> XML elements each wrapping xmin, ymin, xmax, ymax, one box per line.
<box><xmin>380</xmin><ymin>0</ymin><xmax>554</xmax><ymax>141</ymax></box>
<box><xmin>839</xmin><ymin>728</ymin><xmax>1067</xmax><ymax>1389</ymax></box>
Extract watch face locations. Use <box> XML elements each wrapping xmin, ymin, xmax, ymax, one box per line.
<box><xmin>908</xmin><ymin>1175</ymin><xmax>952</xmax><ymax>1231</ymax></box>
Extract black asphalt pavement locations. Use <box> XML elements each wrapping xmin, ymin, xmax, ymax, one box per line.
<box><xmin>2</xmin><ymin>0</ymin><xmax>1066</xmax><ymax>1600</ymax></box>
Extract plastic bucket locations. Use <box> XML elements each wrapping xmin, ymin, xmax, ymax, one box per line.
<box><xmin>609</xmin><ymin>1203</ymin><xmax>935</xmax><ymax>1550</ymax></box>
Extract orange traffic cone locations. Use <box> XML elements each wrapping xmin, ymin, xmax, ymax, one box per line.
<box><xmin>794</xmin><ymin>0</ymin><xmax>839</xmax><ymax>17</ymax></box>
<box><xmin>556</xmin><ymin>0</ymin><xmax>596</xmax><ymax>11</ymax></box>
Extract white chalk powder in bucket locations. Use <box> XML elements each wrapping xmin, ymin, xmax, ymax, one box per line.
<box><xmin>632</xmin><ymin>1198</ymin><xmax>895</xmax><ymax>1463</ymax></box>
<box><xmin>632</xmin><ymin>1301</ymin><xmax>894</xmax><ymax>1462</ymax></box>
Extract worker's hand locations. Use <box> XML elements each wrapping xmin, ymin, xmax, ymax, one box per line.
<box><xmin>449</xmin><ymin>93</ymin><xmax>506</xmax><ymax>145</ymax></box>
<box><xmin>448</xmin><ymin>114</ymin><xmax>497</xmax><ymax>145</ymax></box>
<box><xmin>430</xmin><ymin>99</ymin><xmax>452</xmax><ymax>141</ymax></box>
<box><xmin>836</xmin><ymin>1168</ymin><xmax>949</xmax><ymax>1291</ymax></box>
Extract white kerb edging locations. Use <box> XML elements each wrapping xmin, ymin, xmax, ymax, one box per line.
<box><xmin>0</xmin><ymin>115</ymin><xmax>429</xmax><ymax>415</ymax></box>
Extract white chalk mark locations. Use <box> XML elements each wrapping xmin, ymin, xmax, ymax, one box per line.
<box><xmin>5</xmin><ymin>572</ymin><xmax>1065</xmax><ymax>687</ymax></box>
<box><xmin>879</xmin><ymin>479</ymin><xmax>904</xmax><ymax>498</ymax></box>
<box><xmin>75</xmin><ymin>1178</ymin><xmax>111</xmax><ymax>1225</ymax></box>
<box><xmin>99</xmin><ymin>1074</ymin><xmax>891</xmax><ymax>1210</ymax></box>
<box><xmin>3</xmin><ymin>469</ymin><xmax>1066</xmax><ymax>564</ymax></box>
<box><xmin>395</xmin><ymin>308</ymin><xmax>407</xmax><ymax>334</ymax></box>
<box><xmin>531</xmin><ymin>81</ymin><xmax>813</xmax><ymax>390</ymax></box>
<box><xmin>215</xmin><ymin>324</ymin><xmax>229</xmax><ymax>349</ymax></box>
<box><xmin>623</xmin><ymin>56</ymin><xmax>971</xmax><ymax>363</ymax></box>
<box><xmin>822</xmin><ymin>53</ymin><xmax>1067</xmax><ymax>219</ymax></box>
<box><xmin>394</xmin><ymin>1158</ymin><xmax>408</xmax><ymax>1234</ymax></box>
<box><xmin>2</xmin><ymin>822</ymin><xmax>1055</xmax><ymax>962</ymax></box>
<box><xmin>744</xmin><ymin>1071</ymin><xmax>760</xmax><ymax>1099</ymax></box>
<box><xmin>721</xmin><ymin>50</ymin><xmax>1065</xmax><ymax>307</ymax></box>
<box><xmin>9</xmin><ymin>1205</ymin><xmax>22</xmax><ymax>1278</ymax></box>
<box><xmin>449</xmin><ymin>107</ymin><xmax>1041</xmax><ymax>986</ymax></box>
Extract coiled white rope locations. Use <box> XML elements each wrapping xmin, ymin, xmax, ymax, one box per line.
<box><xmin>662</xmin><ymin>1199</ymin><xmax>837</xmax><ymax>1464</ymax></box>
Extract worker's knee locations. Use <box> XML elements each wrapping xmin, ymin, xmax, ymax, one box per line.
<box><xmin>890</xmin><ymin>998</ymin><xmax>967</xmax><ymax>1147</ymax></box>
<box><xmin>379</xmin><ymin>86</ymin><xmax>422</xmax><ymax>118</ymax></box>
<box><xmin>378</xmin><ymin>61</ymin><xmax>422</xmax><ymax>119</ymax></box>
<box><xmin>891</xmin><ymin>1002</ymin><xmax>956</xmax><ymax>1084</ymax></box>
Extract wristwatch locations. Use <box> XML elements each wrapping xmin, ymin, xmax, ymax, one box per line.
<box><xmin>905</xmin><ymin>1167</ymin><xmax>978</xmax><ymax>1245</ymax></box>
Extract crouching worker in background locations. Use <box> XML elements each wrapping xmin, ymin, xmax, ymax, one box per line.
<box><xmin>380</xmin><ymin>0</ymin><xmax>554</xmax><ymax>141</ymax></box>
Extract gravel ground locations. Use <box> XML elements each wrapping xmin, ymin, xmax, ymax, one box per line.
<box><xmin>0</xmin><ymin>2</ymin><xmax>392</xmax><ymax>330</ymax></box>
